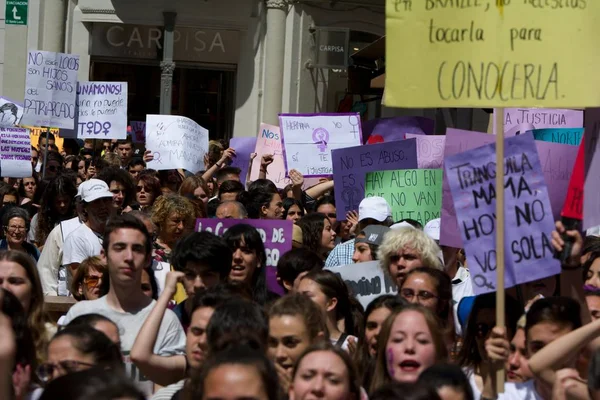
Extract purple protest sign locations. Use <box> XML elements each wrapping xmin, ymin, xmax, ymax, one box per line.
<box><xmin>130</xmin><ymin>121</ymin><xmax>146</xmax><ymax>143</ymax></box>
<box><xmin>498</xmin><ymin>108</ymin><xmax>583</xmax><ymax>137</ymax></box>
<box><xmin>331</xmin><ymin>139</ymin><xmax>418</xmax><ymax>221</ymax></box>
<box><xmin>405</xmin><ymin>134</ymin><xmax>445</xmax><ymax>169</ymax></box>
<box><xmin>584</xmin><ymin>108</ymin><xmax>600</xmax><ymax>230</ymax></box>
<box><xmin>229</xmin><ymin>137</ymin><xmax>257</xmax><ymax>185</ymax></box>
<box><xmin>362</xmin><ymin>116</ymin><xmax>434</xmax><ymax>144</ymax></box>
<box><xmin>445</xmin><ymin>132</ymin><xmax>560</xmax><ymax>295</ymax></box>
<box><xmin>194</xmin><ymin>218</ymin><xmax>292</xmax><ymax>295</ymax></box>
<box><xmin>440</xmin><ymin>129</ymin><xmax>495</xmax><ymax>248</ymax></box>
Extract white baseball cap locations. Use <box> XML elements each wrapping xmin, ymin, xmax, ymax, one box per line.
<box><xmin>79</xmin><ymin>179</ymin><xmax>113</xmax><ymax>203</ymax></box>
<box><xmin>358</xmin><ymin>196</ymin><xmax>392</xmax><ymax>222</ymax></box>
<box><xmin>424</xmin><ymin>218</ymin><xmax>441</xmax><ymax>241</ymax></box>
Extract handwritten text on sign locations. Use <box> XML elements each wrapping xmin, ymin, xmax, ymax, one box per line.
<box><xmin>0</xmin><ymin>128</ymin><xmax>32</xmax><ymax>178</ymax></box>
<box><xmin>365</xmin><ymin>169</ymin><xmax>442</xmax><ymax>227</ymax></box>
<box><xmin>385</xmin><ymin>3</ymin><xmax>600</xmax><ymax>107</ymax></box>
<box><xmin>279</xmin><ymin>113</ymin><xmax>362</xmax><ymax>177</ymax></box>
<box><xmin>250</xmin><ymin>124</ymin><xmax>289</xmax><ymax>188</ymax></box>
<box><xmin>22</xmin><ymin>51</ymin><xmax>79</xmax><ymax>129</ymax></box>
<box><xmin>405</xmin><ymin>133</ymin><xmax>446</xmax><ymax>169</ymax></box>
<box><xmin>145</xmin><ymin>115</ymin><xmax>209</xmax><ymax>172</ymax></box>
<box><xmin>501</xmin><ymin>108</ymin><xmax>583</xmax><ymax>137</ymax></box>
<box><xmin>195</xmin><ymin>218</ymin><xmax>293</xmax><ymax>295</ymax></box>
<box><xmin>531</xmin><ymin>128</ymin><xmax>583</xmax><ymax>146</ymax></box>
<box><xmin>72</xmin><ymin>82</ymin><xmax>128</xmax><ymax>139</ymax></box>
<box><xmin>331</xmin><ymin>139</ymin><xmax>418</xmax><ymax>221</ymax></box>
<box><xmin>445</xmin><ymin>132</ymin><xmax>560</xmax><ymax>295</ymax></box>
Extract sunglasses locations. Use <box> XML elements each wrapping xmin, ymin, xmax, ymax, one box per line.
<box><xmin>136</xmin><ymin>186</ymin><xmax>148</xmax><ymax>193</ymax></box>
<box><xmin>37</xmin><ymin>360</ymin><xmax>95</xmax><ymax>383</ymax></box>
<box><xmin>47</xmin><ymin>165</ymin><xmax>58</xmax><ymax>172</ymax></box>
<box><xmin>325</xmin><ymin>213</ymin><xmax>337</xmax><ymax>219</ymax></box>
<box><xmin>84</xmin><ymin>275</ymin><xmax>101</xmax><ymax>289</ymax></box>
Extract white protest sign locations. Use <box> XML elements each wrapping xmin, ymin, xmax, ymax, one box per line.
<box><xmin>22</xmin><ymin>50</ymin><xmax>79</xmax><ymax>130</ymax></box>
<box><xmin>145</xmin><ymin>115</ymin><xmax>209</xmax><ymax>172</ymax></box>
<box><xmin>250</xmin><ymin>123</ymin><xmax>290</xmax><ymax>188</ymax></box>
<box><xmin>66</xmin><ymin>81</ymin><xmax>128</xmax><ymax>139</ymax></box>
<box><xmin>326</xmin><ymin>261</ymin><xmax>397</xmax><ymax>309</ymax></box>
<box><xmin>0</xmin><ymin>128</ymin><xmax>32</xmax><ymax>178</ymax></box>
<box><xmin>279</xmin><ymin>113</ymin><xmax>362</xmax><ymax>177</ymax></box>
<box><xmin>0</xmin><ymin>98</ymin><xmax>23</xmax><ymax>127</ymax></box>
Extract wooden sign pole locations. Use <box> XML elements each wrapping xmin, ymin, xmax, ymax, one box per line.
<box><xmin>495</xmin><ymin>108</ymin><xmax>506</xmax><ymax>393</ymax></box>
<box><xmin>41</xmin><ymin>127</ymin><xmax>50</xmax><ymax>180</ymax></box>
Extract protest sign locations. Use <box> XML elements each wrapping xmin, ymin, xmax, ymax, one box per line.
<box><xmin>63</xmin><ymin>81</ymin><xmax>128</xmax><ymax>140</ymax></box>
<box><xmin>130</xmin><ymin>121</ymin><xmax>146</xmax><ymax>143</ymax></box>
<box><xmin>279</xmin><ymin>113</ymin><xmax>362</xmax><ymax>177</ymax></box>
<box><xmin>561</xmin><ymin>139</ymin><xmax>585</xmax><ymax>221</ymax></box>
<box><xmin>0</xmin><ymin>98</ymin><xmax>23</xmax><ymax>127</ymax></box>
<box><xmin>331</xmin><ymin>139</ymin><xmax>418</xmax><ymax>220</ymax></box>
<box><xmin>385</xmin><ymin>3</ymin><xmax>600</xmax><ymax>108</ymax></box>
<box><xmin>584</xmin><ymin>108</ymin><xmax>600</xmax><ymax>230</ymax></box>
<box><xmin>0</xmin><ymin>128</ymin><xmax>31</xmax><ymax>178</ymax></box>
<box><xmin>499</xmin><ymin>108</ymin><xmax>584</xmax><ymax>137</ymax></box>
<box><xmin>22</xmin><ymin>50</ymin><xmax>79</xmax><ymax>129</ymax></box>
<box><xmin>362</xmin><ymin>116</ymin><xmax>434</xmax><ymax>144</ymax></box>
<box><xmin>250</xmin><ymin>124</ymin><xmax>289</xmax><ymax>188</ymax></box>
<box><xmin>365</xmin><ymin>169</ymin><xmax>442</xmax><ymax>227</ymax></box>
<box><xmin>230</xmin><ymin>137</ymin><xmax>257</xmax><ymax>185</ymax></box>
<box><xmin>27</xmin><ymin>127</ymin><xmax>63</xmax><ymax>152</ymax></box>
<box><xmin>405</xmin><ymin>133</ymin><xmax>445</xmax><ymax>168</ymax></box>
<box><xmin>445</xmin><ymin>133</ymin><xmax>560</xmax><ymax>295</ymax></box>
<box><xmin>195</xmin><ymin>218</ymin><xmax>293</xmax><ymax>295</ymax></box>
<box><xmin>531</xmin><ymin>128</ymin><xmax>583</xmax><ymax>146</ymax></box>
<box><xmin>326</xmin><ymin>261</ymin><xmax>397</xmax><ymax>309</ymax></box>
<box><xmin>145</xmin><ymin>115</ymin><xmax>209</xmax><ymax>172</ymax></box>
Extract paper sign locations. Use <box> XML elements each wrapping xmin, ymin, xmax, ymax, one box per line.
<box><xmin>362</xmin><ymin>116</ymin><xmax>434</xmax><ymax>144</ymax></box>
<box><xmin>250</xmin><ymin>124</ymin><xmax>289</xmax><ymax>188</ymax></box>
<box><xmin>130</xmin><ymin>121</ymin><xmax>146</xmax><ymax>143</ymax></box>
<box><xmin>561</xmin><ymin>138</ymin><xmax>584</xmax><ymax>220</ymax></box>
<box><xmin>326</xmin><ymin>261</ymin><xmax>397</xmax><ymax>309</ymax></box>
<box><xmin>0</xmin><ymin>98</ymin><xmax>23</xmax><ymax>127</ymax></box>
<box><xmin>385</xmin><ymin>3</ymin><xmax>600</xmax><ymax>108</ymax></box>
<box><xmin>531</xmin><ymin>128</ymin><xmax>583</xmax><ymax>146</ymax></box>
<box><xmin>0</xmin><ymin>128</ymin><xmax>32</xmax><ymax>178</ymax></box>
<box><xmin>22</xmin><ymin>50</ymin><xmax>80</xmax><ymax>129</ymax></box>
<box><xmin>445</xmin><ymin>133</ymin><xmax>560</xmax><ymax>295</ymax></box>
<box><xmin>229</xmin><ymin>137</ymin><xmax>257</xmax><ymax>185</ymax></box>
<box><xmin>365</xmin><ymin>169</ymin><xmax>443</xmax><ymax>227</ymax></box>
<box><xmin>331</xmin><ymin>139</ymin><xmax>418</xmax><ymax>221</ymax></box>
<box><xmin>195</xmin><ymin>218</ymin><xmax>293</xmax><ymax>295</ymax></box>
<box><xmin>279</xmin><ymin>113</ymin><xmax>362</xmax><ymax>177</ymax></box>
<box><xmin>62</xmin><ymin>81</ymin><xmax>128</xmax><ymax>140</ymax></box>
<box><xmin>500</xmin><ymin>108</ymin><xmax>584</xmax><ymax>136</ymax></box>
<box><xmin>584</xmin><ymin>109</ymin><xmax>600</xmax><ymax>230</ymax></box>
<box><xmin>145</xmin><ymin>115</ymin><xmax>209</xmax><ymax>172</ymax></box>
<box><xmin>405</xmin><ymin>134</ymin><xmax>445</xmax><ymax>169</ymax></box>
<box><xmin>27</xmin><ymin>127</ymin><xmax>63</xmax><ymax>152</ymax></box>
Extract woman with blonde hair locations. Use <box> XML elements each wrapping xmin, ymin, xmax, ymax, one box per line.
<box><xmin>151</xmin><ymin>194</ymin><xmax>196</xmax><ymax>263</ymax></box>
<box><xmin>178</xmin><ymin>175</ymin><xmax>209</xmax><ymax>218</ymax></box>
<box><xmin>377</xmin><ymin>227</ymin><xmax>443</xmax><ymax>288</ymax></box>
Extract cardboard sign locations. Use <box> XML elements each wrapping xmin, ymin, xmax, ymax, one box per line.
<box><xmin>405</xmin><ymin>133</ymin><xmax>445</xmax><ymax>169</ymax></box>
<box><xmin>326</xmin><ymin>261</ymin><xmax>397</xmax><ymax>309</ymax></box>
<box><xmin>445</xmin><ymin>133</ymin><xmax>560</xmax><ymax>295</ymax></box>
<box><xmin>229</xmin><ymin>137</ymin><xmax>257</xmax><ymax>185</ymax></box>
<box><xmin>531</xmin><ymin>128</ymin><xmax>583</xmax><ymax>146</ymax></box>
<box><xmin>331</xmin><ymin>139</ymin><xmax>418</xmax><ymax>220</ymax></box>
<box><xmin>0</xmin><ymin>97</ymin><xmax>23</xmax><ymax>127</ymax></box>
<box><xmin>584</xmin><ymin>109</ymin><xmax>600</xmax><ymax>230</ymax></box>
<box><xmin>365</xmin><ymin>169</ymin><xmax>442</xmax><ymax>227</ymax></box>
<box><xmin>62</xmin><ymin>81</ymin><xmax>128</xmax><ymax>140</ymax></box>
<box><xmin>279</xmin><ymin>113</ymin><xmax>362</xmax><ymax>177</ymax></box>
<box><xmin>130</xmin><ymin>121</ymin><xmax>146</xmax><ymax>143</ymax></box>
<box><xmin>195</xmin><ymin>218</ymin><xmax>293</xmax><ymax>295</ymax></box>
<box><xmin>561</xmin><ymin>138</ymin><xmax>585</xmax><ymax>220</ymax></box>
<box><xmin>385</xmin><ymin>4</ymin><xmax>600</xmax><ymax>108</ymax></box>
<box><xmin>0</xmin><ymin>128</ymin><xmax>32</xmax><ymax>178</ymax></box>
<box><xmin>499</xmin><ymin>108</ymin><xmax>584</xmax><ymax>137</ymax></box>
<box><xmin>145</xmin><ymin>115</ymin><xmax>209</xmax><ymax>172</ymax></box>
<box><xmin>22</xmin><ymin>50</ymin><xmax>80</xmax><ymax>129</ymax></box>
<box><xmin>362</xmin><ymin>116</ymin><xmax>434</xmax><ymax>144</ymax></box>
<box><xmin>250</xmin><ymin>124</ymin><xmax>289</xmax><ymax>188</ymax></box>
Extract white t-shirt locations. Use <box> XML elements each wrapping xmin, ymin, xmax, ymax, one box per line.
<box><xmin>62</xmin><ymin>223</ymin><xmax>103</xmax><ymax>266</ymax></box>
<box><xmin>62</xmin><ymin>296</ymin><xmax>186</xmax><ymax>395</ymax></box>
<box><xmin>452</xmin><ymin>266</ymin><xmax>474</xmax><ymax>335</ymax></box>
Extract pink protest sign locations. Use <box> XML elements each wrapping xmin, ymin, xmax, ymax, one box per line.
<box><xmin>496</xmin><ymin>108</ymin><xmax>583</xmax><ymax>137</ymax></box>
<box><xmin>405</xmin><ymin>133</ymin><xmax>445</xmax><ymax>169</ymax></box>
<box><xmin>250</xmin><ymin>123</ymin><xmax>290</xmax><ymax>189</ymax></box>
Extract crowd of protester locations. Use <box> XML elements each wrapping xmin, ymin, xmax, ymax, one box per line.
<box><xmin>0</xmin><ymin>134</ymin><xmax>599</xmax><ymax>400</ymax></box>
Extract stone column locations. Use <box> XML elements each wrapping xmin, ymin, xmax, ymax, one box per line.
<box><xmin>263</xmin><ymin>0</ymin><xmax>288</xmax><ymax>125</ymax></box>
<box><xmin>160</xmin><ymin>12</ymin><xmax>177</xmax><ymax>115</ymax></box>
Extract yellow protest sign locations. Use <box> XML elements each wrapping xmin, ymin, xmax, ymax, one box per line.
<box><xmin>24</xmin><ymin>126</ymin><xmax>64</xmax><ymax>152</ymax></box>
<box><xmin>385</xmin><ymin>0</ymin><xmax>600</xmax><ymax>108</ymax></box>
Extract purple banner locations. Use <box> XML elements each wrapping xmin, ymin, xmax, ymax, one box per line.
<box><xmin>229</xmin><ymin>137</ymin><xmax>257</xmax><ymax>185</ymax></box>
<box><xmin>445</xmin><ymin>132</ymin><xmax>560</xmax><ymax>295</ymax></box>
<box><xmin>498</xmin><ymin>108</ymin><xmax>583</xmax><ymax>137</ymax></box>
<box><xmin>584</xmin><ymin>108</ymin><xmax>600</xmax><ymax>230</ymax></box>
<box><xmin>362</xmin><ymin>116</ymin><xmax>434</xmax><ymax>144</ymax></box>
<box><xmin>194</xmin><ymin>218</ymin><xmax>293</xmax><ymax>295</ymax></box>
<box><xmin>331</xmin><ymin>139</ymin><xmax>418</xmax><ymax>221</ymax></box>
<box><xmin>405</xmin><ymin>134</ymin><xmax>445</xmax><ymax>169</ymax></box>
